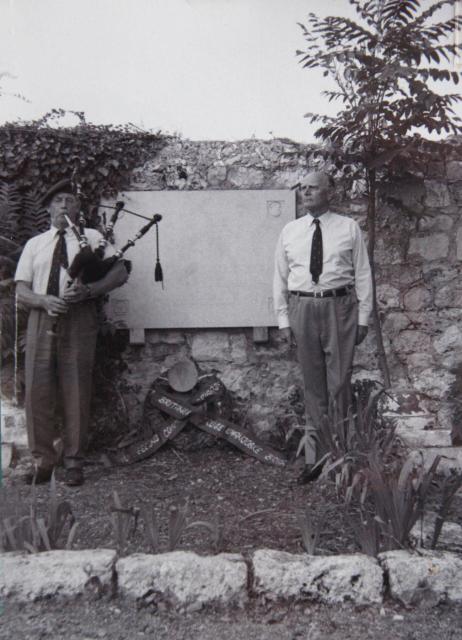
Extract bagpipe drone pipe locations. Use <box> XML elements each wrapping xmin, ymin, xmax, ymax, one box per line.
<box><xmin>65</xmin><ymin>201</ymin><xmax>163</xmax><ymax>286</ymax></box>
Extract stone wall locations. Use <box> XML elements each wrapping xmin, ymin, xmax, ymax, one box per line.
<box><xmin>116</xmin><ymin>137</ymin><xmax>462</xmax><ymax>440</ymax></box>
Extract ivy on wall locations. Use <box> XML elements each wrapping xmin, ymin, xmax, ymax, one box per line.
<box><xmin>0</xmin><ymin>110</ymin><xmax>168</xmax><ymax>222</ymax></box>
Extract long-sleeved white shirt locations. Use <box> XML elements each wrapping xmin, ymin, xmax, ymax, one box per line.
<box><xmin>273</xmin><ymin>211</ymin><xmax>373</xmax><ymax>329</ymax></box>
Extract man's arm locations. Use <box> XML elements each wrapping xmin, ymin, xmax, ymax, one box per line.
<box><xmin>351</xmin><ymin>221</ymin><xmax>373</xmax><ymax>332</ymax></box>
<box><xmin>63</xmin><ymin>261</ymin><xmax>129</xmax><ymax>303</ymax></box>
<box><xmin>16</xmin><ymin>281</ymin><xmax>69</xmax><ymax>315</ymax></box>
<box><xmin>273</xmin><ymin>231</ymin><xmax>290</xmax><ymax>331</ymax></box>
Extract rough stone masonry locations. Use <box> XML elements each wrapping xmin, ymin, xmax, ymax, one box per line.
<box><xmin>102</xmin><ymin>135</ymin><xmax>459</xmax><ymax>450</ymax></box>
<box><xmin>7</xmin><ymin>137</ymin><xmax>461</xmax><ymax>452</ymax></box>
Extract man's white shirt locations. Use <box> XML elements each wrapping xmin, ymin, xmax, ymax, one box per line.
<box><xmin>15</xmin><ymin>226</ymin><xmax>115</xmax><ymax>296</ymax></box>
<box><xmin>273</xmin><ymin>211</ymin><xmax>373</xmax><ymax>329</ymax></box>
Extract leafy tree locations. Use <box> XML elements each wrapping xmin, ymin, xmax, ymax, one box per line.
<box><xmin>297</xmin><ymin>0</ymin><xmax>462</xmax><ymax>386</ymax></box>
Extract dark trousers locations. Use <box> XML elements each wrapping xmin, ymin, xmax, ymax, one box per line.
<box><xmin>25</xmin><ymin>303</ymin><xmax>98</xmax><ymax>470</ymax></box>
<box><xmin>288</xmin><ymin>290</ymin><xmax>358</xmax><ymax>463</ymax></box>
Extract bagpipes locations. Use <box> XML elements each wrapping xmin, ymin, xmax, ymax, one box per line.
<box><xmin>64</xmin><ymin>201</ymin><xmax>163</xmax><ymax>287</ymax></box>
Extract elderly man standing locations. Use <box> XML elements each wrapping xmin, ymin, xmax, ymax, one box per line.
<box><xmin>273</xmin><ymin>171</ymin><xmax>373</xmax><ymax>483</ymax></box>
<box><xmin>15</xmin><ymin>179</ymin><xmax>128</xmax><ymax>486</ymax></box>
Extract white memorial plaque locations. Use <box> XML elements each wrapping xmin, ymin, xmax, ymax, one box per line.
<box><xmin>102</xmin><ymin>189</ymin><xmax>295</xmax><ymax>329</ymax></box>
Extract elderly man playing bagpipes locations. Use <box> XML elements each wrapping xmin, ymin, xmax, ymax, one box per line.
<box><xmin>15</xmin><ymin>178</ymin><xmax>129</xmax><ymax>487</ymax></box>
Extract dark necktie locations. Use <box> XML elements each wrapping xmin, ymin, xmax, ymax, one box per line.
<box><xmin>46</xmin><ymin>230</ymin><xmax>68</xmax><ymax>296</ymax></box>
<box><xmin>310</xmin><ymin>218</ymin><xmax>323</xmax><ymax>284</ymax></box>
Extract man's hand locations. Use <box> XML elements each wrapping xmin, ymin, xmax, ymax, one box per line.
<box><xmin>280</xmin><ymin>327</ymin><xmax>295</xmax><ymax>351</ymax></box>
<box><xmin>355</xmin><ymin>325</ymin><xmax>368</xmax><ymax>345</ymax></box>
<box><xmin>63</xmin><ymin>282</ymin><xmax>89</xmax><ymax>304</ymax></box>
<box><xmin>41</xmin><ymin>295</ymin><xmax>68</xmax><ymax>316</ymax></box>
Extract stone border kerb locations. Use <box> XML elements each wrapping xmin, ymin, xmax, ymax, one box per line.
<box><xmin>2</xmin><ymin>547</ymin><xmax>462</xmax><ymax>608</ymax></box>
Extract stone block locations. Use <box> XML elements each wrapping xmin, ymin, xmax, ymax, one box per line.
<box><xmin>424</xmin><ymin>181</ymin><xmax>451</xmax><ymax>207</ymax></box>
<box><xmin>410</xmin><ymin>513</ymin><xmax>462</xmax><ymax>553</ymax></box>
<box><xmin>122</xmin><ymin>360</ymin><xmax>163</xmax><ymax>391</ymax></box>
<box><xmin>229</xmin><ymin>333</ymin><xmax>248</xmax><ymax>364</ymax></box>
<box><xmin>407</xmin><ymin>447</ymin><xmax>462</xmax><ymax>475</ymax></box>
<box><xmin>393</xmin><ymin>265</ymin><xmax>424</xmax><ymax>287</ymax></box>
<box><xmin>411</xmin><ymin>368</ymin><xmax>455</xmax><ymax>400</ymax></box>
<box><xmin>374</xmin><ymin>241</ymin><xmax>403</xmax><ymax>265</ymax></box>
<box><xmin>146</xmin><ymin>330</ymin><xmax>186</xmax><ymax>345</ymax></box>
<box><xmin>1</xmin><ymin>443</ymin><xmax>14</xmax><ymax>475</ymax></box>
<box><xmin>116</xmin><ymin>552</ymin><xmax>247</xmax><ymax>608</ymax></box>
<box><xmin>272</xmin><ymin>170</ymin><xmax>305</xmax><ymax>188</ymax></box>
<box><xmin>190</xmin><ymin>332</ymin><xmax>230</xmax><ymax>362</ymax></box>
<box><xmin>245</xmin><ymin>404</ymin><xmax>277</xmax><ymax>437</ymax></box>
<box><xmin>376</xmin><ymin>284</ymin><xmax>400</xmax><ymax>310</ymax></box>
<box><xmin>433</xmin><ymin>325</ymin><xmax>462</xmax><ymax>360</ymax></box>
<box><xmin>393</xmin><ymin>330</ymin><xmax>431</xmax><ymax>355</ymax></box>
<box><xmin>161</xmin><ymin>346</ymin><xmax>192</xmax><ymax>370</ymax></box>
<box><xmin>382</xmin><ymin>312</ymin><xmax>410</xmax><ymax>335</ymax></box>
<box><xmin>227</xmin><ymin>166</ymin><xmax>264</xmax><ymax>188</ymax></box>
<box><xmin>451</xmin><ymin>181</ymin><xmax>462</xmax><ymax>204</ymax></box>
<box><xmin>419</xmin><ymin>214</ymin><xmax>453</xmax><ymax>232</ymax></box>
<box><xmin>379</xmin><ymin>550</ymin><xmax>462</xmax><ymax>605</ymax></box>
<box><xmin>252</xmin><ymin>549</ymin><xmax>383</xmax><ymax>605</ymax></box>
<box><xmin>224</xmin><ymin>153</ymin><xmax>242</xmax><ymax>165</ymax></box>
<box><xmin>349</xmin><ymin>202</ymin><xmax>368</xmax><ymax>214</ymax></box>
<box><xmin>434</xmin><ymin>284</ymin><xmax>462</xmax><ymax>308</ymax></box>
<box><xmin>403</xmin><ymin>312</ymin><xmax>438</xmax><ymax>334</ymax></box>
<box><xmin>207</xmin><ymin>164</ymin><xmax>227</xmax><ymax>186</ymax></box>
<box><xmin>353</xmin><ymin>331</ymin><xmax>380</xmax><ymax>370</ymax></box>
<box><xmin>149</xmin><ymin>343</ymin><xmax>183</xmax><ymax>361</ymax></box>
<box><xmin>379</xmin><ymin>391</ymin><xmax>428</xmax><ymax>415</ymax></box>
<box><xmin>0</xmin><ymin>550</ymin><xmax>116</xmax><ymax>601</ymax></box>
<box><xmin>408</xmin><ymin>234</ymin><xmax>449</xmax><ymax>261</ymax></box>
<box><xmin>216</xmin><ymin>361</ymin><xmax>304</xmax><ymax>425</ymax></box>
<box><xmin>1</xmin><ymin>400</ymin><xmax>27</xmax><ymax>447</ymax></box>
<box><xmin>394</xmin><ymin>418</ymin><xmax>451</xmax><ymax>448</ymax></box>
<box><xmin>456</xmin><ymin>226</ymin><xmax>462</xmax><ymax>261</ymax></box>
<box><xmin>438</xmin><ymin>308</ymin><xmax>462</xmax><ymax>321</ymax></box>
<box><xmin>446</xmin><ymin>160</ymin><xmax>462</xmax><ymax>182</ymax></box>
<box><xmin>419</xmin><ymin>212</ymin><xmax>454</xmax><ymax>231</ymax></box>
<box><xmin>406</xmin><ymin>352</ymin><xmax>435</xmax><ymax>373</ymax></box>
<box><xmin>403</xmin><ymin>286</ymin><xmax>432</xmax><ymax>312</ymax></box>
<box><xmin>437</xmin><ymin>405</ymin><xmax>454</xmax><ymax>431</ymax></box>
<box><xmin>425</xmin><ymin>162</ymin><xmax>445</xmax><ymax>179</ymax></box>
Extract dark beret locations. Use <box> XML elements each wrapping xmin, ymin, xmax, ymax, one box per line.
<box><xmin>41</xmin><ymin>178</ymin><xmax>77</xmax><ymax>206</ymax></box>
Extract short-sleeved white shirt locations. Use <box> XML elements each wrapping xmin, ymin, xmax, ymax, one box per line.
<box><xmin>15</xmin><ymin>226</ymin><xmax>115</xmax><ymax>296</ymax></box>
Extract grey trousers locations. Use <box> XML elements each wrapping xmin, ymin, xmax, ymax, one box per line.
<box><xmin>25</xmin><ymin>303</ymin><xmax>98</xmax><ymax>470</ymax></box>
<box><xmin>288</xmin><ymin>290</ymin><xmax>358</xmax><ymax>463</ymax></box>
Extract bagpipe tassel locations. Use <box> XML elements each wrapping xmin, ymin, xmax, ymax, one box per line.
<box><xmin>154</xmin><ymin>222</ymin><xmax>164</xmax><ymax>287</ymax></box>
<box><xmin>155</xmin><ymin>260</ymin><xmax>163</xmax><ymax>283</ymax></box>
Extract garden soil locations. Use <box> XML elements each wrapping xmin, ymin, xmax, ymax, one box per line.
<box><xmin>3</xmin><ymin>441</ymin><xmax>462</xmax><ymax>556</ymax></box>
<box><xmin>1</xmin><ymin>597</ymin><xmax>462</xmax><ymax>639</ymax></box>
<box><xmin>2</xmin><ymin>443</ymin><xmax>462</xmax><ymax>639</ymax></box>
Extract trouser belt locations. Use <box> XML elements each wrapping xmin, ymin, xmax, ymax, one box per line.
<box><xmin>290</xmin><ymin>285</ymin><xmax>354</xmax><ymax>299</ymax></box>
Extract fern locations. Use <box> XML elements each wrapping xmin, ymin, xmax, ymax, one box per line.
<box><xmin>0</xmin><ymin>181</ymin><xmax>22</xmax><ymax>240</ymax></box>
<box><xmin>21</xmin><ymin>188</ymin><xmax>49</xmax><ymax>242</ymax></box>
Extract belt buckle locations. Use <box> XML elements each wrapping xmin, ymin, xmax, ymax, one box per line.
<box><xmin>314</xmin><ymin>290</ymin><xmax>322</xmax><ymax>298</ymax></box>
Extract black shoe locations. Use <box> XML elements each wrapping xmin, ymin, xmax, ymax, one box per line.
<box><xmin>24</xmin><ymin>467</ymin><xmax>53</xmax><ymax>485</ymax></box>
<box><xmin>297</xmin><ymin>461</ymin><xmax>325</xmax><ymax>485</ymax></box>
<box><xmin>65</xmin><ymin>467</ymin><xmax>84</xmax><ymax>487</ymax></box>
